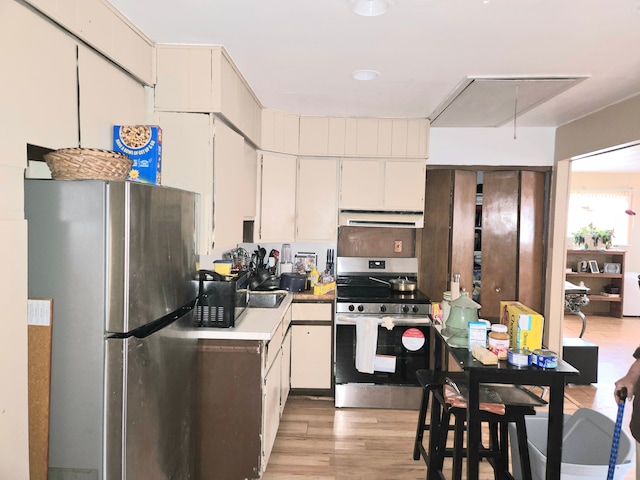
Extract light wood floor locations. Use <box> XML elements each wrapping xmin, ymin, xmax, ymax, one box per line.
<box><xmin>263</xmin><ymin>314</ymin><xmax>639</xmax><ymax>480</ymax></box>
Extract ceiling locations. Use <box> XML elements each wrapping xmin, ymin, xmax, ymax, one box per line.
<box><xmin>107</xmin><ymin>0</ymin><xmax>640</xmax><ymax>128</ymax></box>
<box><xmin>106</xmin><ymin>0</ymin><xmax>640</xmax><ymax>170</ymax></box>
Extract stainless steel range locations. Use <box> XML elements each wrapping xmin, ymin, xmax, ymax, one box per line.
<box><xmin>334</xmin><ymin>257</ymin><xmax>431</xmax><ymax>409</ymax></box>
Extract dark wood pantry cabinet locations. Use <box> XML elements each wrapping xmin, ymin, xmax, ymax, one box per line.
<box><xmin>418</xmin><ymin>169</ymin><xmax>477</xmax><ymax>301</ymax></box>
<box><xmin>418</xmin><ymin>168</ymin><xmax>549</xmax><ymax>321</ymax></box>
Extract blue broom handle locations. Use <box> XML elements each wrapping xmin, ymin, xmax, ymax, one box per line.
<box><xmin>607</xmin><ymin>388</ymin><xmax>628</xmax><ymax>480</ymax></box>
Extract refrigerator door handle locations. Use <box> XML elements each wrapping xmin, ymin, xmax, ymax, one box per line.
<box><xmin>108</xmin><ymin>300</ymin><xmax>196</xmax><ymax>340</ymax></box>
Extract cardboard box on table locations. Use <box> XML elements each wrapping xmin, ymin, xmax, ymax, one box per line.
<box><xmin>500</xmin><ymin>301</ymin><xmax>544</xmax><ymax>351</ymax></box>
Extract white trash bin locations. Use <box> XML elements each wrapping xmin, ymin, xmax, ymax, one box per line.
<box><xmin>509</xmin><ymin>408</ymin><xmax>635</xmax><ymax>480</ymax></box>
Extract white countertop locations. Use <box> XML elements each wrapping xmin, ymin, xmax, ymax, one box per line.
<box><xmin>184</xmin><ymin>293</ymin><xmax>294</xmax><ymax>341</ymax></box>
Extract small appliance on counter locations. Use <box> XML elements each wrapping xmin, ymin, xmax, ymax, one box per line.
<box><xmin>195</xmin><ymin>269</ymin><xmax>250</xmax><ymax>328</ymax></box>
<box><xmin>279</xmin><ymin>243</ymin><xmax>293</xmax><ymax>274</ymax></box>
<box><xmin>279</xmin><ymin>272</ymin><xmax>307</xmax><ymax>292</ymax></box>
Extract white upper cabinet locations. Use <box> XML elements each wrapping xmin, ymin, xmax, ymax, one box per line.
<box><xmin>299</xmin><ymin>117</ymin><xmax>430</xmax><ymax>158</ymax></box>
<box><xmin>158</xmin><ymin>111</ymin><xmax>214</xmax><ymax>255</ymax></box>
<box><xmin>155</xmin><ymin>46</ymin><xmax>262</xmax><ymax>146</ymax></box>
<box><xmin>296</xmin><ymin>158</ymin><xmax>338</xmax><ymax>241</ymax></box>
<box><xmin>261</xmin><ymin>109</ymin><xmax>300</xmax><ymax>155</ymax></box>
<box><xmin>156</xmin><ymin>46</ymin><xmax>214</xmax><ymax>112</ymax></box>
<box><xmin>78</xmin><ymin>46</ymin><xmax>147</xmax><ymax>149</ymax></box>
<box><xmin>383</xmin><ymin>160</ymin><xmax>427</xmax><ymax>210</ymax></box>
<box><xmin>339</xmin><ymin>159</ymin><xmax>382</xmax><ymax>209</ymax></box>
<box><xmin>24</xmin><ymin>0</ymin><xmax>154</xmax><ymax>85</ymax></box>
<box><xmin>258</xmin><ymin>153</ymin><xmax>297</xmax><ymax>242</ymax></box>
<box><xmin>213</xmin><ymin>119</ymin><xmax>250</xmax><ymax>252</ymax></box>
<box><xmin>339</xmin><ymin>159</ymin><xmax>426</xmax><ymax>211</ymax></box>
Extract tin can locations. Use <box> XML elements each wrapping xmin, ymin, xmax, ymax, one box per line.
<box><xmin>532</xmin><ymin>349</ymin><xmax>558</xmax><ymax>369</ymax></box>
<box><xmin>508</xmin><ymin>348</ymin><xmax>531</xmax><ymax>367</ymax></box>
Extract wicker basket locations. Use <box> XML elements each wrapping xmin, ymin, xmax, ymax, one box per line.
<box><xmin>44</xmin><ymin>148</ymin><xmax>133</xmax><ymax>181</ymax></box>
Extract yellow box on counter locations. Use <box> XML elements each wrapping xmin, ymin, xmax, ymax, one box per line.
<box><xmin>313</xmin><ymin>282</ymin><xmax>335</xmax><ymax>296</ymax></box>
<box><xmin>500</xmin><ymin>301</ymin><xmax>544</xmax><ymax>351</ymax></box>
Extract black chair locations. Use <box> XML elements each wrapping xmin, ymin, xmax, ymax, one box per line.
<box><xmin>414</xmin><ymin>370</ymin><xmax>543</xmax><ymax>480</ymax></box>
<box><xmin>413</xmin><ymin>370</ymin><xmax>466</xmax><ymax>474</ymax></box>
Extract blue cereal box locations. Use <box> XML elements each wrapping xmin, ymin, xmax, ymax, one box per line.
<box><xmin>113</xmin><ymin>125</ymin><xmax>162</xmax><ymax>184</ymax></box>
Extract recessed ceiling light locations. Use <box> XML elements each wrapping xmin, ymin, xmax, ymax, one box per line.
<box><xmin>352</xmin><ymin>70</ymin><xmax>379</xmax><ymax>81</ymax></box>
<box><xmin>350</xmin><ymin>0</ymin><xmax>390</xmax><ymax>17</ymax></box>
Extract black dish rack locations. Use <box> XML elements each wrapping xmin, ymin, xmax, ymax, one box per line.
<box><xmin>195</xmin><ymin>270</ymin><xmax>250</xmax><ymax>328</ymax></box>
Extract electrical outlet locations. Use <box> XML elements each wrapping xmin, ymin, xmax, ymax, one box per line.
<box><xmin>394</xmin><ymin>240</ymin><xmax>403</xmax><ymax>253</ymax></box>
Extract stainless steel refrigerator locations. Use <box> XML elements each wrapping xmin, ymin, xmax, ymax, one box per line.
<box><xmin>25</xmin><ymin>179</ymin><xmax>200</xmax><ymax>480</ymax></box>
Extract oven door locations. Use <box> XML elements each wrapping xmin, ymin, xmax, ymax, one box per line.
<box><xmin>334</xmin><ymin>314</ymin><xmax>430</xmax><ymax>386</ymax></box>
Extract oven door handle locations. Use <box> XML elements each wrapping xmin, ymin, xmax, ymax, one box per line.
<box><xmin>335</xmin><ymin>315</ymin><xmax>431</xmax><ymax>327</ymax></box>
<box><xmin>335</xmin><ymin>315</ymin><xmax>361</xmax><ymax>325</ymax></box>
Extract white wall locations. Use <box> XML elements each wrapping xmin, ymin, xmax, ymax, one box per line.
<box><xmin>570</xmin><ymin>171</ymin><xmax>640</xmax><ymax>270</ymax></box>
<box><xmin>1</xmin><ymin>2</ymin><xmax>152</xmax><ymax>477</ymax></box>
<box><xmin>428</xmin><ymin>127</ymin><xmax>556</xmax><ymax>167</ymax></box>
<box><xmin>0</xmin><ymin>2</ymin><xmax>80</xmax><ymax>477</ymax></box>
<box><xmin>548</xmin><ymin>94</ymin><xmax>640</xmax><ymax>352</ymax></box>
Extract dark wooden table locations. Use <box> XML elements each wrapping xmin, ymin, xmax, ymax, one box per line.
<box><xmin>429</xmin><ymin>325</ymin><xmax>579</xmax><ymax>480</ymax></box>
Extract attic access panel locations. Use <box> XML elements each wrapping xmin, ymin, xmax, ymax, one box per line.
<box><xmin>430</xmin><ymin>76</ymin><xmax>587</xmax><ymax>127</ymax></box>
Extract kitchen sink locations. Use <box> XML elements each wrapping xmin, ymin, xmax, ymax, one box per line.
<box><xmin>247</xmin><ymin>290</ymin><xmax>288</xmax><ymax>308</ymax></box>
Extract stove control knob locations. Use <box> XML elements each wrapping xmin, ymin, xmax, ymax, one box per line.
<box><xmin>380</xmin><ymin>305</ymin><xmax>387</xmax><ymax>313</ymax></box>
<box><xmin>357</xmin><ymin>304</ymin><xmax>364</xmax><ymax>312</ymax></box>
<box><xmin>402</xmin><ymin>305</ymin><xmax>410</xmax><ymax>313</ymax></box>
<box><xmin>412</xmin><ymin>305</ymin><xmax>420</xmax><ymax>313</ymax></box>
<box><xmin>348</xmin><ymin>304</ymin><xmax>355</xmax><ymax>312</ymax></box>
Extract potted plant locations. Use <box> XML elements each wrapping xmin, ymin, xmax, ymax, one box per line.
<box><xmin>572</xmin><ymin>223</ymin><xmax>613</xmax><ymax>249</ymax></box>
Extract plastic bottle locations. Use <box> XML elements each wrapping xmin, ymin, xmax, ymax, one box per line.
<box><xmin>488</xmin><ymin>323</ymin><xmax>510</xmax><ymax>361</ymax></box>
<box><xmin>450</xmin><ymin>274</ymin><xmax>460</xmax><ymax>300</ymax></box>
<box><xmin>309</xmin><ymin>265</ymin><xmax>320</xmax><ymax>286</ymax></box>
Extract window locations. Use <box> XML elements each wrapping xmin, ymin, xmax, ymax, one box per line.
<box><xmin>567</xmin><ymin>189</ymin><xmax>634</xmax><ymax>246</ymax></box>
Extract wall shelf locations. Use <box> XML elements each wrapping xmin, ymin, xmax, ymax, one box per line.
<box><xmin>565</xmin><ymin>250</ymin><xmax>626</xmax><ymax>317</ymax></box>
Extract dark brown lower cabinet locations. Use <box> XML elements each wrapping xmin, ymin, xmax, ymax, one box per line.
<box><xmin>195</xmin><ymin>340</ymin><xmax>263</xmax><ymax>480</ymax></box>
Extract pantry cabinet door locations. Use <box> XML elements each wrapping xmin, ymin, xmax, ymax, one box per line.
<box><xmin>517</xmin><ymin>171</ymin><xmax>546</xmax><ymax>313</ymax></box>
<box><xmin>296</xmin><ymin>158</ymin><xmax>338</xmax><ymax>241</ymax></box>
<box><xmin>419</xmin><ymin>169</ymin><xmax>476</xmax><ymax>302</ymax></box>
<box><xmin>259</xmin><ymin>153</ymin><xmax>297</xmax><ymax>242</ymax></box>
<box><xmin>481</xmin><ymin>171</ymin><xmax>519</xmax><ymax>318</ymax></box>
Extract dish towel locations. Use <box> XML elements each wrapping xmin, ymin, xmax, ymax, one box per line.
<box><xmin>355</xmin><ymin>317</ymin><xmax>379</xmax><ymax>374</ymax></box>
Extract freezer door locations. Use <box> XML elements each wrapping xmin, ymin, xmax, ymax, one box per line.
<box><xmin>106</xmin><ymin>182</ymin><xmax>199</xmax><ymax>333</ymax></box>
<box><xmin>105</xmin><ymin>314</ymin><xmax>197</xmax><ymax>479</ymax></box>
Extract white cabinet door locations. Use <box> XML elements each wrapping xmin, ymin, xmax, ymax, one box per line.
<box><xmin>155</xmin><ymin>46</ymin><xmax>213</xmax><ymax>112</ymax></box>
<box><xmin>296</xmin><ymin>158</ymin><xmax>338</xmax><ymax>241</ymax></box>
<box><xmin>383</xmin><ymin>161</ymin><xmax>426</xmax><ymax>210</ymax></box>
<box><xmin>340</xmin><ymin>159</ymin><xmax>426</xmax><ymax>211</ymax></box>
<box><xmin>214</xmin><ymin>119</ymin><xmax>247</xmax><ymax>252</ymax></box>
<box><xmin>280</xmin><ymin>327</ymin><xmax>291</xmax><ymax>416</ymax></box>
<box><xmin>299</xmin><ymin>117</ymin><xmax>329</xmax><ymax>155</ymax></box>
<box><xmin>159</xmin><ymin>112</ymin><xmax>214</xmax><ymax>255</ymax></box>
<box><xmin>262</xmin><ymin>351</ymin><xmax>282</xmax><ymax>468</ymax></box>
<box><xmin>259</xmin><ymin>153</ymin><xmax>297</xmax><ymax>241</ymax></box>
<box><xmin>78</xmin><ymin>46</ymin><xmax>147</xmax><ymax>150</ymax></box>
<box><xmin>290</xmin><ymin>325</ymin><xmax>332</xmax><ymax>389</ymax></box>
<box><xmin>339</xmin><ymin>159</ymin><xmax>382</xmax><ymax>209</ymax></box>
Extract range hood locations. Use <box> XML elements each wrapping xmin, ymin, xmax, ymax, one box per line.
<box><xmin>338</xmin><ymin>210</ymin><xmax>424</xmax><ymax>228</ymax></box>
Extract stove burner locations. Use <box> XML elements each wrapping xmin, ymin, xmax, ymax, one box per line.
<box><xmin>335</xmin><ymin>256</ymin><xmax>431</xmax><ymax>315</ymax></box>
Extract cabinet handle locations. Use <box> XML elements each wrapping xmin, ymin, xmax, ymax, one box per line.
<box><xmin>495</xmin><ymin>286</ymin><xmax>501</xmax><ymax>292</ymax></box>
